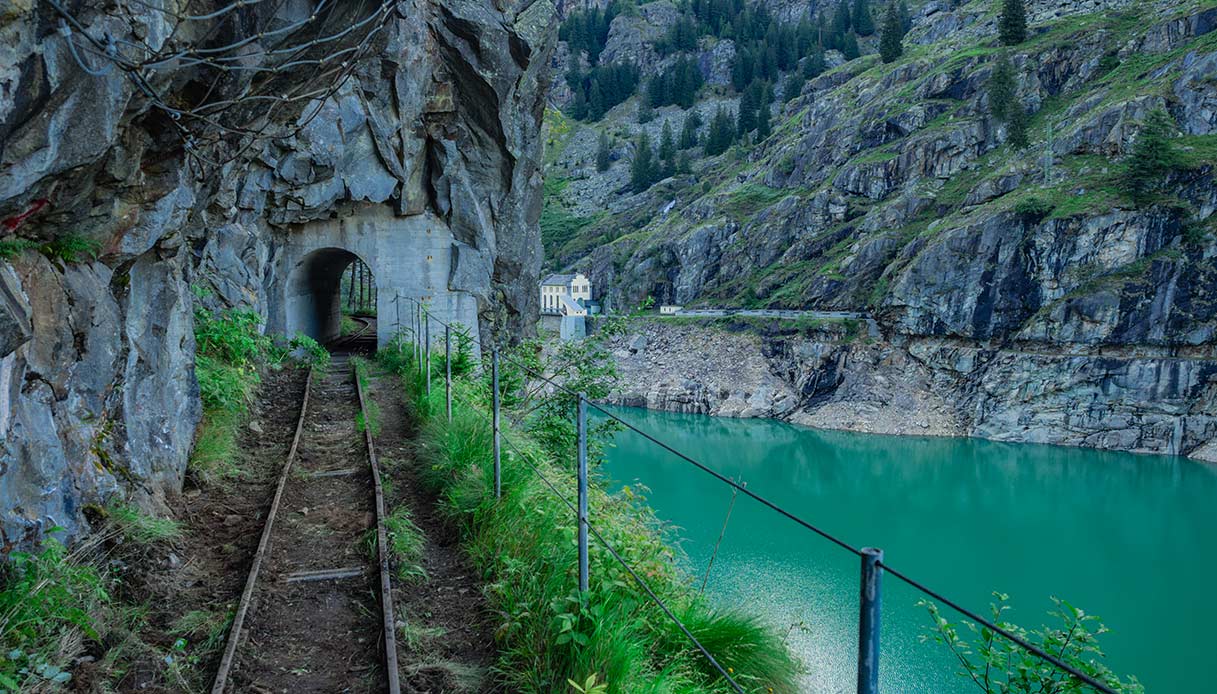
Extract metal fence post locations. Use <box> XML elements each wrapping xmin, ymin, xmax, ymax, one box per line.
<box><xmin>445</xmin><ymin>326</ymin><xmax>452</xmax><ymax>423</ymax></box>
<box><xmin>857</xmin><ymin>547</ymin><xmax>884</xmax><ymax>694</ymax></box>
<box><xmin>413</xmin><ymin>303</ymin><xmax>420</xmax><ymax>369</ymax></box>
<box><xmin>425</xmin><ymin>310</ymin><xmax>432</xmax><ymax>396</ymax></box>
<box><xmin>577</xmin><ymin>394</ymin><xmax>589</xmax><ymax>593</ymax></box>
<box><xmin>492</xmin><ymin>348</ymin><xmax>501</xmax><ymax>500</ymax></box>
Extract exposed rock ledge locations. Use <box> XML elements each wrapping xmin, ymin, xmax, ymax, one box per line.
<box><xmin>604</xmin><ymin>320</ymin><xmax>1217</xmax><ymax>460</ymax></box>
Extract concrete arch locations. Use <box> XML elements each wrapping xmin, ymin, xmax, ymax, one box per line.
<box><xmin>286</xmin><ymin>247</ymin><xmax>373</xmax><ymax>344</ymax></box>
<box><xmin>268</xmin><ymin>205</ymin><xmax>483</xmax><ymax>350</ymax></box>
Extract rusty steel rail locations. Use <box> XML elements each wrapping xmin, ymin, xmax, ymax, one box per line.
<box><xmin>210</xmin><ymin>368</ymin><xmax>313</xmax><ymax>694</ymax></box>
<box><xmin>354</xmin><ymin>361</ymin><xmax>401</xmax><ymax>694</ymax></box>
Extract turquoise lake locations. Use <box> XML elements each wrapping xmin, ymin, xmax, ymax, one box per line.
<box><xmin>598</xmin><ymin>406</ymin><xmax>1217</xmax><ymax>693</ymax></box>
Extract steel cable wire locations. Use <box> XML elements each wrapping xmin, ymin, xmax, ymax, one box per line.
<box><xmin>410</xmin><ymin>299</ymin><xmax>1122</xmax><ymax>694</ymax></box>
<box><xmin>442</xmin><ymin>385</ymin><xmax>746</xmax><ymax>693</ymax></box>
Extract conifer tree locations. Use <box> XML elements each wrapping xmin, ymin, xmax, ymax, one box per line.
<box><xmin>569</xmin><ymin>86</ymin><xmax>589</xmax><ymax>120</ymax></box>
<box><xmin>737</xmin><ymin>81</ymin><xmax>759</xmax><ymax>136</ymax></box>
<box><xmin>1122</xmin><ymin>110</ymin><xmax>1180</xmax><ymax>205</ymax></box>
<box><xmin>785</xmin><ymin>71</ymin><xmax>805</xmax><ymax>102</ymax></box>
<box><xmin>988</xmin><ymin>52</ymin><xmax>1016</xmax><ymax>122</ymax></box>
<box><xmin>999</xmin><ymin>0</ymin><xmax>1027</xmax><ymax>46</ymax></box>
<box><xmin>677</xmin><ymin>151</ymin><xmax>693</xmax><ymax>175</ymax></box>
<box><xmin>680</xmin><ymin>111</ymin><xmax>703</xmax><ymax>149</ymax></box>
<box><xmin>840</xmin><ymin>30</ymin><xmax>861</xmax><ymax>60</ymax></box>
<box><xmin>796</xmin><ymin>17</ymin><xmax>815</xmax><ymax>57</ymax></box>
<box><xmin>879</xmin><ymin>1</ymin><xmax>903</xmax><ymax>63</ymax></box>
<box><xmin>659</xmin><ymin>121</ymin><xmax>676</xmax><ymax>164</ymax></box>
<box><xmin>596</xmin><ymin>132</ymin><xmax>612</xmax><ymax>172</ymax></box>
<box><xmin>832</xmin><ymin>0</ymin><xmax>852</xmax><ymax>39</ymax></box>
<box><xmin>589</xmin><ymin>79</ymin><xmax>605</xmax><ymax>118</ymax></box>
<box><xmin>637</xmin><ymin>99</ymin><xmax>654</xmax><ymax>124</ymax></box>
<box><xmin>1007</xmin><ymin>106</ymin><xmax>1029</xmax><ymax>150</ymax></box>
<box><xmin>647</xmin><ymin>76</ymin><xmax>665</xmax><ymax>109</ymax></box>
<box><xmin>732</xmin><ymin>48</ymin><xmax>754</xmax><ymax>92</ymax></box>
<box><xmin>756</xmin><ymin>103</ymin><xmax>771</xmax><ymax>142</ymax></box>
<box><xmin>705</xmin><ymin>106</ymin><xmax>736</xmax><ymax>155</ymax></box>
<box><xmin>803</xmin><ymin>44</ymin><xmax>826</xmax><ymax>78</ymax></box>
<box><xmin>853</xmin><ymin>0</ymin><xmax>875</xmax><ymax>36</ymax></box>
<box><xmin>630</xmin><ymin>132</ymin><xmax>657</xmax><ymax>193</ymax></box>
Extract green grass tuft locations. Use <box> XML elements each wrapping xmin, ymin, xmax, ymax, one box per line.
<box><xmin>108</xmin><ymin>504</ymin><xmax>182</xmax><ymax>545</ymax></box>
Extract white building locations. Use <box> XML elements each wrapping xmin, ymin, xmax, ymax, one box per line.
<box><xmin>540</xmin><ymin>273</ymin><xmax>591</xmax><ymax>316</ymax></box>
<box><xmin>659</xmin><ymin>305</ymin><xmax>683</xmax><ymax>315</ymax></box>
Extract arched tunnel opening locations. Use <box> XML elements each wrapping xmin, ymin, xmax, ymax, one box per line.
<box><xmin>287</xmin><ymin>248</ymin><xmax>377</xmax><ymax>348</ymax></box>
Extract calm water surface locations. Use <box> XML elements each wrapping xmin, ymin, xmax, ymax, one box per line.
<box><xmin>598</xmin><ymin>407</ymin><xmax>1217</xmax><ymax>693</ymax></box>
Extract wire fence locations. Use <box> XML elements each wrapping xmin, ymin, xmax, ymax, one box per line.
<box><xmin>401</xmin><ymin>297</ymin><xmax>1121</xmax><ymax>694</ymax></box>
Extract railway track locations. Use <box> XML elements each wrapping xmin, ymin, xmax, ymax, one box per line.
<box><xmin>210</xmin><ymin>350</ymin><xmax>399</xmax><ymax>693</ymax></box>
<box><xmin>329</xmin><ymin>315</ymin><xmax>378</xmax><ymax>355</ymax></box>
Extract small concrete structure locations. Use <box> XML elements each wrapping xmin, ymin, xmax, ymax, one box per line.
<box><xmin>540</xmin><ymin>273</ymin><xmax>591</xmax><ymax>316</ymax></box>
<box><xmin>659</xmin><ymin>305</ymin><xmax>683</xmax><ymax>315</ymax></box>
<box><xmin>269</xmin><ymin>205</ymin><xmax>480</xmax><ymax>348</ymax></box>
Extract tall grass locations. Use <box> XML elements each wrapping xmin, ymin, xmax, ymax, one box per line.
<box><xmin>0</xmin><ymin>535</ymin><xmax>109</xmax><ymax>690</ymax></box>
<box><xmin>382</xmin><ymin>343</ymin><xmax>800</xmax><ymax>694</ymax></box>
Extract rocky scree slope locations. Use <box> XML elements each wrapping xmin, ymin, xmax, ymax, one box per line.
<box><xmin>0</xmin><ymin>0</ymin><xmax>556</xmax><ymax>548</ymax></box>
<box><xmin>547</xmin><ymin>0</ymin><xmax>1217</xmax><ymax>459</ymax></box>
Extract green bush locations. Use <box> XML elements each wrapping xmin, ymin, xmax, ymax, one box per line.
<box><xmin>920</xmin><ymin>593</ymin><xmax>1142</xmax><ymax>693</ymax></box>
<box><xmin>1013</xmin><ymin>196</ymin><xmax>1055</xmax><ymax>222</ymax></box>
<box><xmin>384</xmin><ymin>342</ymin><xmax>801</xmax><ymax>693</ymax></box>
<box><xmin>289</xmin><ymin>334</ymin><xmax>330</xmax><ymax>370</ymax></box>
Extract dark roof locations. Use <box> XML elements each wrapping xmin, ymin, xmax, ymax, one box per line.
<box><xmin>541</xmin><ymin>273</ymin><xmax>576</xmax><ymax>286</ymax></box>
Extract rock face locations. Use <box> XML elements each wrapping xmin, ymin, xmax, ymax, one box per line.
<box><xmin>546</xmin><ymin>0</ymin><xmax>1217</xmax><ymax>462</ymax></box>
<box><xmin>0</xmin><ymin>0</ymin><xmax>556</xmax><ymax>548</ymax></box>
<box><xmin>610</xmin><ymin>320</ymin><xmax>1217</xmax><ymax>456</ymax></box>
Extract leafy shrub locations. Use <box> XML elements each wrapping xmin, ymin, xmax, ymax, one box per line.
<box><xmin>920</xmin><ymin>593</ymin><xmax>1143</xmax><ymax>694</ymax></box>
<box><xmin>289</xmin><ymin>334</ymin><xmax>330</xmax><ymax>369</ymax></box>
<box><xmin>1013</xmin><ymin>196</ymin><xmax>1055</xmax><ymax>222</ymax></box>
<box><xmin>194</xmin><ymin>307</ymin><xmax>269</xmax><ymax>368</ymax></box>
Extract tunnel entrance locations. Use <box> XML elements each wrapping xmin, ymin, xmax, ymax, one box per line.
<box><xmin>287</xmin><ymin>248</ymin><xmax>378</xmax><ymax>346</ymax></box>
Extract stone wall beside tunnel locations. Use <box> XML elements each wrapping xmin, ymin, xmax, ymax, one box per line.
<box><xmin>274</xmin><ymin>204</ymin><xmax>482</xmax><ymax>349</ymax></box>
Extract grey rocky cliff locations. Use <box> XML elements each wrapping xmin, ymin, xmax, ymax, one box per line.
<box><xmin>0</xmin><ymin>0</ymin><xmax>556</xmax><ymax>548</ymax></box>
<box><xmin>607</xmin><ymin>319</ymin><xmax>1216</xmax><ymax>457</ymax></box>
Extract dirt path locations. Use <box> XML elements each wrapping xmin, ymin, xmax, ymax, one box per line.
<box><xmin>225</xmin><ymin>359</ymin><xmax>384</xmax><ymax>693</ymax></box>
<box><xmin>368</xmin><ymin>367</ymin><xmax>499</xmax><ymax>693</ymax></box>
<box><xmin>110</xmin><ymin>367</ymin><xmax>308</xmax><ymax>694</ymax></box>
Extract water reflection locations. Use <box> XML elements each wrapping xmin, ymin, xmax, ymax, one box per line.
<box><xmin>600</xmin><ymin>406</ymin><xmax>1217</xmax><ymax>693</ymax></box>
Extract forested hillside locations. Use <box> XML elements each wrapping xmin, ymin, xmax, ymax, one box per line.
<box><xmin>542</xmin><ymin>0</ymin><xmax>1217</xmax><ymax>458</ymax></box>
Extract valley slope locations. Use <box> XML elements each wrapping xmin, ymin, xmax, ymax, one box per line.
<box><xmin>544</xmin><ymin>0</ymin><xmax>1217</xmax><ymax>459</ymax></box>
